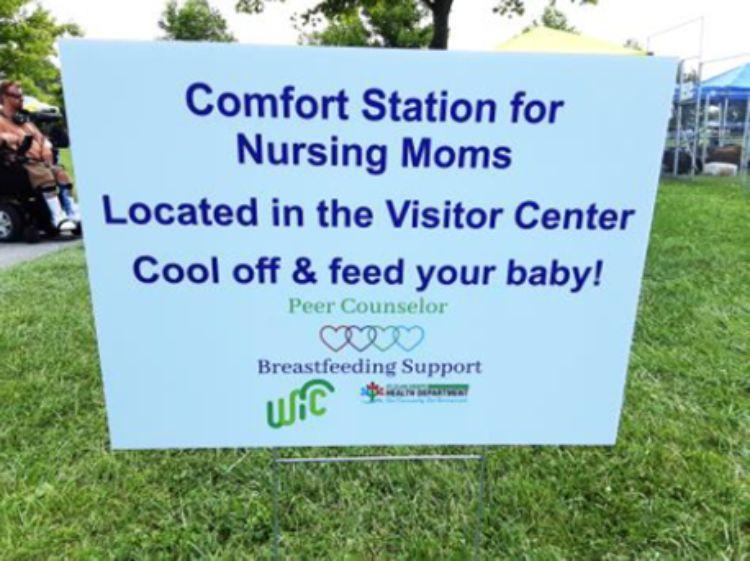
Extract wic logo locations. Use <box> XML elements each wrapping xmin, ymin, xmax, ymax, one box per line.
<box><xmin>266</xmin><ymin>379</ymin><xmax>335</xmax><ymax>429</ymax></box>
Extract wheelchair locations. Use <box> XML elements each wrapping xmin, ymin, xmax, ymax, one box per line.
<box><xmin>0</xmin><ymin>129</ymin><xmax>81</xmax><ymax>243</ymax></box>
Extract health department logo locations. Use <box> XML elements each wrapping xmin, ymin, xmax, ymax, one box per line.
<box><xmin>266</xmin><ymin>379</ymin><xmax>335</xmax><ymax>429</ymax></box>
<box><xmin>320</xmin><ymin>325</ymin><xmax>425</xmax><ymax>353</ymax></box>
<box><xmin>360</xmin><ymin>382</ymin><xmax>469</xmax><ymax>404</ymax></box>
<box><xmin>361</xmin><ymin>382</ymin><xmax>386</xmax><ymax>403</ymax></box>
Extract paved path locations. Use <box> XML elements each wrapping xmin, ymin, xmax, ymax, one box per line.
<box><xmin>0</xmin><ymin>239</ymin><xmax>82</xmax><ymax>270</ymax></box>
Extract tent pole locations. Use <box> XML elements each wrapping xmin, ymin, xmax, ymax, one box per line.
<box><xmin>673</xmin><ymin>61</ymin><xmax>684</xmax><ymax>176</ymax></box>
<box><xmin>740</xmin><ymin>98</ymin><xmax>750</xmax><ymax>180</ymax></box>
<box><xmin>691</xmin><ymin>62</ymin><xmax>703</xmax><ymax>179</ymax></box>
<box><xmin>702</xmin><ymin>93</ymin><xmax>711</xmax><ymax>166</ymax></box>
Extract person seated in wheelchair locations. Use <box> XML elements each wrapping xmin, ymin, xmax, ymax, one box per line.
<box><xmin>0</xmin><ymin>80</ymin><xmax>79</xmax><ymax>232</ymax></box>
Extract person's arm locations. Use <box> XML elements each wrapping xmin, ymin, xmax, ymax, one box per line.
<box><xmin>0</xmin><ymin>131</ymin><xmax>20</xmax><ymax>148</ymax></box>
<box><xmin>39</xmin><ymin>136</ymin><xmax>54</xmax><ymax>164</ymax></box>
<box><xmin>0</xmin><ymin>119</ymin><xmax>22</xmax><ymax>149</ymax></box>
<box><xmin>24</xmin><ymin>123</ymin><xmax>53</xmax><ymax>164</ymax></box>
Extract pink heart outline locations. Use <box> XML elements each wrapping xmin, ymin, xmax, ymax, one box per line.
<box><xmin>319</xmin><ymin>325</ymin><xmax>349</xmax><ymax>352</ymax></box>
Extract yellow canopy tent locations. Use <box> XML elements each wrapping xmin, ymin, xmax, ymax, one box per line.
<box><xmin>497</xmin><ymin>27</ymin><xmax>644</xmax><ymax>56</ymax></box>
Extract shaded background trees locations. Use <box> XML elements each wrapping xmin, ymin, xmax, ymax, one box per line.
<box><xmin>0</xmin><ymin>0</ymin><xmax>81</xmax><ymax>104</ymax></box>
<box><xmin>300</xmin><ymin>0</ymin><xmax>432</xmax><ymax>48</ymax></box>
<box><xmin>236</xmin><ymin>0</ymin><xmax>598</xmax><ymax>49</ymax></box>
<box><xmin>524</xmin><ymin>0</ymin><xmax>578</xmax><ymax>33</ymax></box>
<box><xmin>159</xmin><ymin>0</ymin><xmax>236</xmax><ymax>42</ymax></box>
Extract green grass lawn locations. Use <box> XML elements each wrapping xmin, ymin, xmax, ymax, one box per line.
<box><xmin>58</xmin><ymin>148</ymin><xmax>74</xmax><ymax>183</ymax></box>
<box><xmin>1</xmin><ymin>177</ymin><xmax>748</xmax><ymax>560</ymax></box>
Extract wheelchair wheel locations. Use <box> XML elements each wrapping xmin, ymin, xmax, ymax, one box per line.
<box><xmin>0</xmin><ymin>203</ymin><xmax>22</xmax><ymax>242</ymax></box>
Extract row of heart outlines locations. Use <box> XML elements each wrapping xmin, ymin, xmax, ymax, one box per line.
<box><xmin>319</xmin><ymin>325</ymin><xmax>425</xmax><ymax>352</ymax></box>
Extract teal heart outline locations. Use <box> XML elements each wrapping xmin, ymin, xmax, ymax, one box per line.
<box><xmin>372</xmin><ymin>326</ymin><xmax>399</xmax><ymax>352</ymax></box>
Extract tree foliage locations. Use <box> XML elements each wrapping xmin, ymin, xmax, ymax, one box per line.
<box><xmin>300</xmin><ymin>0</ymin><xmax>432</xmax><ymax>48</ymax></box>
<box><xmin>524</xmin><ymin>1</ymin><xmax>577</xmax><ymax>33</ymax></box>
<box><xmin>0</xmin><ymin>0</ymin><xmax>81</xmax><ymax>104</ymax></box>
<box><xmin>236</xmin><ymin>0</ymin><xmax>599</xmax><ymax>49</ymax></box>
<box><xmin>493</xmin><ymin>0</ymin><xmax>596</xmax><ymax>19</ymax></box>
<box><xmin>159</xmin><ymin>0</ymin><xmax>236</xmax><ymax>42</ymax></box>
<box><xmin>624</xmin><ymin>38</ymin><xmax>644</xmax><ymax>51</ymax></box>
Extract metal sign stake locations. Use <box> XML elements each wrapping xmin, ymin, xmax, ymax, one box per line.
<box><xmin>270</xmin><ymin>451</ymin><xmax>487</xmax><ymax>561</ymax></box>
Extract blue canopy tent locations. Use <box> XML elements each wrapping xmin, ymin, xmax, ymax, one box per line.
<box><xmin>670</xmin><ymin>62</ymin><xmax>750</xmax><ymax>176</ymax></box>
<box><xmin>673</xmin><ymin>63</ymin><xmax>750</xmax><ymax>102</ymax></box>
<box><xmin>700</xmin><ymin>63</ymin><xmax>750</xmax><ymax>101</ymax></box>
<box><xmin>698</xmin><ymin>64</ymin><xmax>750</xmax><ymax>171</ymax></box>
